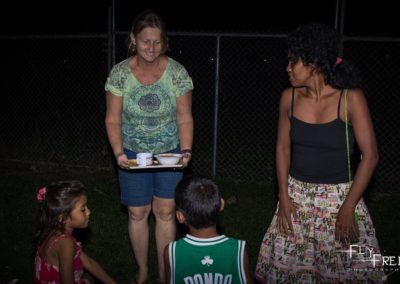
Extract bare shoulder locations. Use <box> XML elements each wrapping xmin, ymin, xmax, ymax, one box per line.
<box><xmin>281</xmin><ymin>87</ymin><xmax>293</xmax><ymax>98</ymax></box>
<box><xmin>54</xmin><ymin>235</ymin><xmax>75</xmax><ymax>253</ymax></box>
<box><xmin>347</xmin><ymin>88</ymin><xmax>369</xmax><ymax>110</ymax></box>
<box><xmin>347</xmin><ymin>88</ymin><xmax>367</xmax><ymax>102</ymax></box>
<box><xmin>278</xmin><ymin>87</ymin><xmax>294</xmax><ymax>117</ymax></box>
<box><xmin>280</xmin><ymin>87</ymin><xmax>293</xmax><ymax>105</ymax></box>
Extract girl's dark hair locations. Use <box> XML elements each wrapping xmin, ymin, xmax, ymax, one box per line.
<box><xmin>127</xmin><ymin>9</ymin><xmax>169</xmax><ymax>56</ymax></box>
<box><xmin>175</xmin><ymin>176</ymin><xmax>221</xmax><ymax>229</ymax></box>
<box><xmin>35</xmin><ymin>180</ymin><xmax>85</xmax><ymax>245</ymax></box>
<box><xmin>287</xmin><ymin>22</ymin><xmax>363</xmax><ymax>89</ymax></box>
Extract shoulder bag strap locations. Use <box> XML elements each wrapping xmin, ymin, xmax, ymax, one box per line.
<box><xmin>344</xmin><ymin>89</ymin><xmax>352</xmax><ymax>182</ymax></box>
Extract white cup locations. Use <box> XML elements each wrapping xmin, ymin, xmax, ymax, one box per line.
<box><xmin>136</xmin><ymin>152</ymin><xmax>153</xmax><ymax>166</ymax></box>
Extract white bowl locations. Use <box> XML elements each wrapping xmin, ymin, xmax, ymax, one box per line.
<box><xmin>155</xmin><ymin>153</ymin><xmax>182</xmax><ymax>165</ymax></box>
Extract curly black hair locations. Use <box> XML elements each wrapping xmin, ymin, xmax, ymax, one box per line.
<box><xmin>288</xmin><ymin>22</ymin><xmax>363</xmax><ymax>89</ymax></box>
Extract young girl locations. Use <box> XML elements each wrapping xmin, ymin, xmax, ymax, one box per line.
<box><xmin>34</xmin><ymin>180</ymin><xmax>116</xmax><ymax>284</ymax></box>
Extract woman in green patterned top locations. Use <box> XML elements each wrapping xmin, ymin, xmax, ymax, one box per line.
<box><xmin>105</xmin><ymin>10</ymin><xmax>193</xmax><ymax>284</ymax></box>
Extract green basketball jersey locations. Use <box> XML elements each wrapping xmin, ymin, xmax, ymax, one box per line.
<box><xmin>168</xmin><ymin>234</ymin><xmax>247</xmax><ymax>284</ymax></box>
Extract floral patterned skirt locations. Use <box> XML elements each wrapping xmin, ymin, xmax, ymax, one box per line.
<box><xmin>255</xmin><ymin>176</ymin><xmax>385</xmax><ymax>283</ymax></box>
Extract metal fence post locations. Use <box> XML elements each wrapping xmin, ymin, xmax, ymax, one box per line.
<box><xmin>212</xmin><ymin>36</ymin><xmax>221</xmax><ymax>177</ymax></box>
<box><xmin>107</xmin><ymin>0</ymin><xmax>116</xmax><ymax>71</ymax></box>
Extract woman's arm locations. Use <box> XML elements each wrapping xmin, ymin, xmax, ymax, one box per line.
<box><xmin>275</xmin><ymin>88</ymin><xmax>297</xmax><ymax>234</ymax></box>
<box><xmin>345</xmin><ymin>89</ymin><xmax>378</xmax><ymax>206</ymax></box>
<box><xmin>276</xmin><ymin>89</ymin><xmax>292</xmax><ymax>200</ymax></box>
<box><xmin>336</xmin><ymin>89</ymin><xmax>378</xmax><ymax>242</ymax></box>
<box><xmin>105</xmin><ymin>91</ymin><xmax>129</xmax><ymax>168</ymax></box>
<box><xmin>176</xmin><ymin>91</ymin><xmax>193</xmax><ymax>167</ymax></box>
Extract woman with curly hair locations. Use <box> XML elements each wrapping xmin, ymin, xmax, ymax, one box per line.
<box><xmin>255</xmin><ymin>23</ymin><xmax>385</xmax><ymax>283</ymax></box>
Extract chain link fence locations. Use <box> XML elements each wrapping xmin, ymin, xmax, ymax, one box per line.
<box><xmin>1</xmin><ymin>32</ymin><xmax>399</xmax><ymax>192</ymax></box>
<box><xmin>343</xmin><ymin>39</ymin><xmax>400</xmax><ymax>192</ymax></box>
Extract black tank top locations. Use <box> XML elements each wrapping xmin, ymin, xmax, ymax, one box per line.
<box><xmin>289</xmin><ymin>88</ymin><xmax>355</xmax><ymax>184</ymax></box>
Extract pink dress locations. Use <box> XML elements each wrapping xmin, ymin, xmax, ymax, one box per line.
<box><xmin>34</xmin><ymin>234</ymin><xmax>89</xmax><ymax>284</ymax></box>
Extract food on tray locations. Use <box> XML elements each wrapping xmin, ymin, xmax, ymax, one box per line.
<box><xmin>155</xmin><ymin>153</ymin><xmax>182</xmax><ymax>165</ymax></box>
<box><xmin>128</xmin><ymin>159</ymin><xmax>159</xmax><ymax>167</ymax></box>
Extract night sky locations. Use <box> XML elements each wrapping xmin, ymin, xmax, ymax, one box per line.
<box><xmin>1</xmin><ymin>0</ymin><xmax>398</xmax><ymax>37</ymax></box>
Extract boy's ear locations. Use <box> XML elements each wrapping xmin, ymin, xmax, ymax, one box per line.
<box><xmin>176</xmin><ymin>210</ymin><xmax>186</xmax><ymax>224</ymax></box>
<box><xmin>220</xmin><ymin>198</ymin><xmax>225</xmax><ymax>212</ymax></box>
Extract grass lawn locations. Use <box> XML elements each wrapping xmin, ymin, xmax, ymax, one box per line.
<box><xmin>1</xmin><ymin>164</ymin><xmax>399</xmax><ymax>283</ymax></box>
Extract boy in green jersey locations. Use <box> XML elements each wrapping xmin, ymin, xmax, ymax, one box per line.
<box><xmin>164</xmin><ymin>176</ymin><xmax>252</xmax><ymax>284</ymax></box>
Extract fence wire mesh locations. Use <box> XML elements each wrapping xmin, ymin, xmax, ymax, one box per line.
<box><xmin>1</xmin><ymin>33</ymin><xmax>399</xmax><ymax>192</ymax></box>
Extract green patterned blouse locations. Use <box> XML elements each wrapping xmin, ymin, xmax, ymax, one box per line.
<box><xmin>105</xmin><ymin>57</ymin><xmax>193</xmax><ymax>153</ymax></box>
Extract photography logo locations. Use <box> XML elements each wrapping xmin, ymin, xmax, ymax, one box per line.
<box><xmin>339</xmin><ymin>245</ymin><xmax>400</xmax><ymax>280</ymax></box>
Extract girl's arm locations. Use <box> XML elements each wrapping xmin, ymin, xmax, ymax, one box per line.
<box><xmin>336</xmin><ymin>89</ymin><xmax>379</xmax><ymax>242</ymax></box>
<box><xmin>80</xmin><ymin>251</ymin><xmax>117</xmax><ymax>284</ymax></box>
<box><xmin>176</xmin><ymin>91</ymin><xmax>193</xmax><ymax>167</ymax></box>
<box><xmin>57</xmin><ymin>237</ymin><xmax>77</xmax><ymax>284</ymax></box>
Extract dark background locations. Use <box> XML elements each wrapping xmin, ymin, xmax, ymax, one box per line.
<box><xmin>1</xmin><ymin>0</ymin><xmax>399</xmax><ymax>185</ymax></box>
<box><xmin>1</xmin><ymin>0</ymin><xmax>398</xmax><ymax>36</ymax></box>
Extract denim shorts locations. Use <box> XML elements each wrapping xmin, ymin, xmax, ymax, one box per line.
<box><xmin>118</xmin><ymin>147</ymin><xmax>183</xmax><ymax>206</ymax></box>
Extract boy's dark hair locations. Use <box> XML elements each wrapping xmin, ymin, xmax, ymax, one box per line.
<box><xmin>35</xmin><ymin>180</ymin><xmax>85</xmax><ymax>245</ymax></box>
<box><xmin>175</xmin><ymin>176</ymin><xmax>221</xmax><ymax>229</ymax></box>
<box><xmin>288</xmin><ymin>22</ymin><xmax>363</xmax><ymax>89</ymax></box>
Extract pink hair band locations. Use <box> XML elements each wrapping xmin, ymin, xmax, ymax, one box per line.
<box><xmin>37</xmin><ymin>187</ymin><xmax>47</xmax><ymax>202</ymax></box>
